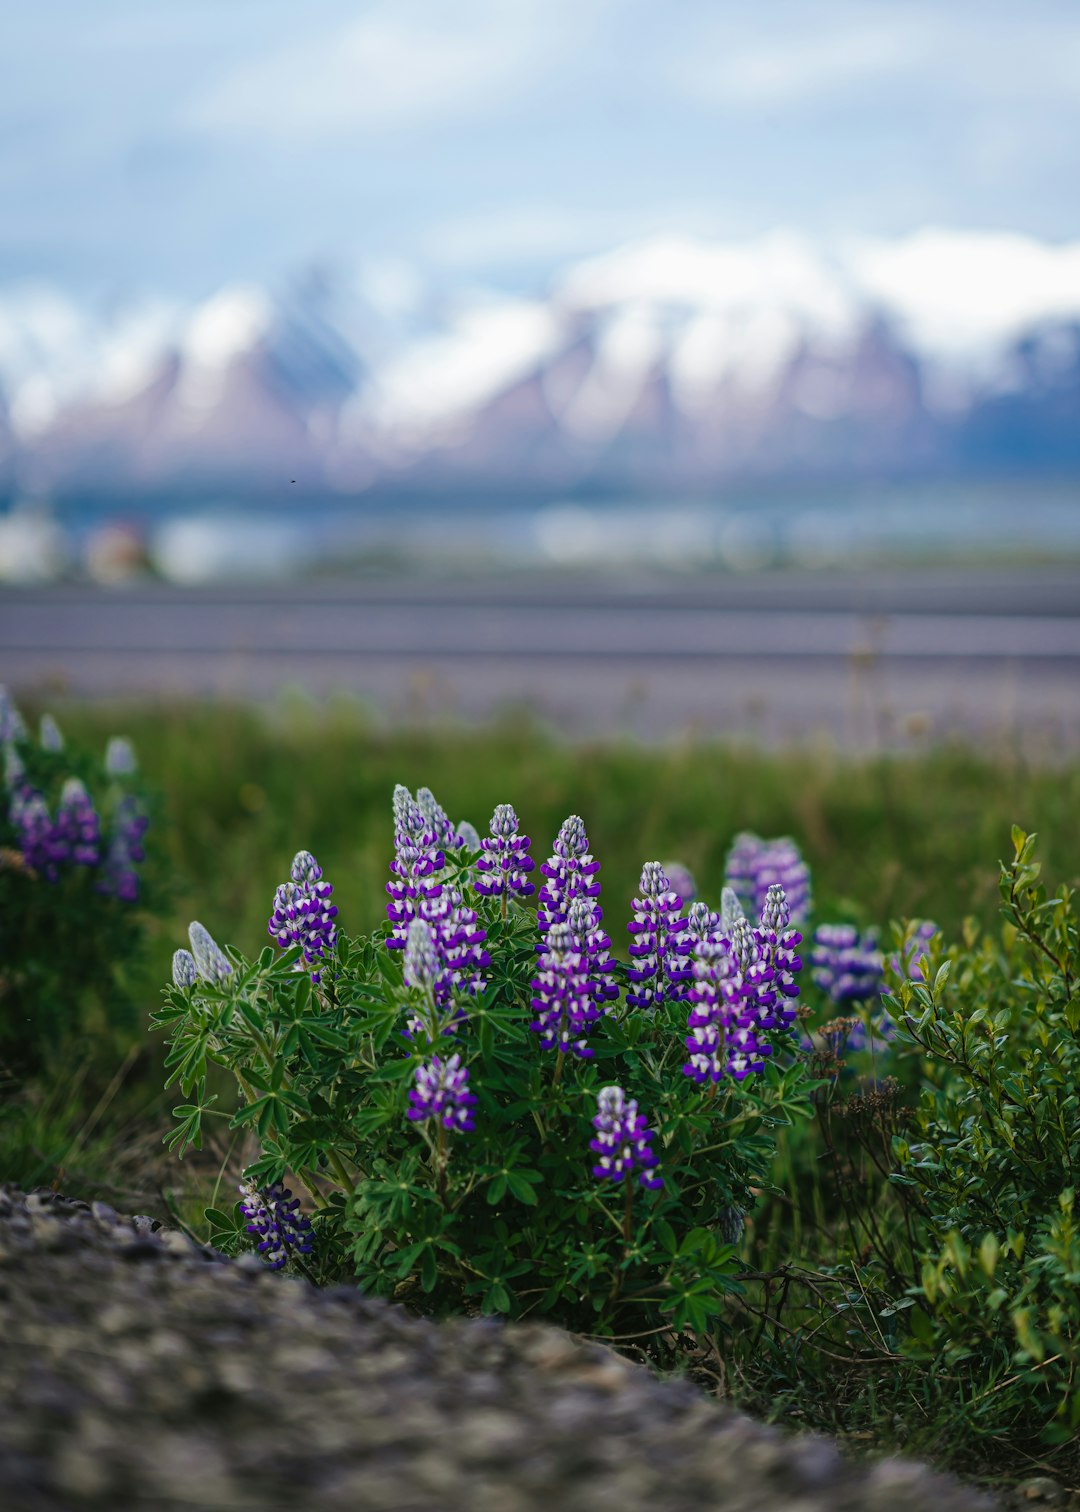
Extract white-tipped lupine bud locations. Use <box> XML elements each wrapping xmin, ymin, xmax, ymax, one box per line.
<box><xmin>455</xmin><ymin>820</ymin><xmax>481</xmax><ymax>851</ymax></box>
<box><xmin>105</xmin><ymin>736</ymin><xmax>137</xmax><ymax>776</ymax></box>
<box><xmin>188</xmin><ymin>921</ymin><xmax>233</xmax><ymax>981</ymax></box>
<box><xmin>720</xmin><ymin>886</ymin><xmax>745</xmax><ymax>929</ymax></box>
<box><xmin>172</xmin><ymin>949</ymin><xmax>198</xmax><ymax>988</ymax></box>
<box><xmin>40</xmin><ymin>714</ymin><xmax>63</xmax><ymax>752</ymax></box>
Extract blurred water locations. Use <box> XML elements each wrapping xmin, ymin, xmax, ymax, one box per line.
<box><xmin>5</xmin><ymin>483</ymin><xmax>1079</xmax><ymax>585</ymax></box>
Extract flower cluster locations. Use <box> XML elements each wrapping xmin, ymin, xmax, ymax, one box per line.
<box><xmin>407</xmin><ymin>1052</ymin><xmax>477</xmax><ymax>1132</ymax></box>
<box><xmin>810</xmin><ymin>924</ymin><xmax>883</xmax><ymax>1006</ymax></box>
<box><xmin>626</xmin><ymin>861</ymin><xmax>690</xmax><ymax>1010</ymax></box>
<box><xmin>1</xmin><ymin>691</ymin><xmax>148</xmax><ymax>900</ymax></box>
<box><xmin>681</xmin><ymin>883</ymin><xmax>803</xmax><ymax>1084</ymax></box>
<box><xmin>725</xmin><ymin>832</ymin><xmax>811</xmax><ymax>925</ymax></box>
<box><xmin>268</xmin><ymin>849</ymin><xmax>339</xmax><ymax>983</ymax></box>
<box><xmin>529</xmin><ymin>920</ymin><xmax>599</xmax><ymax>1059</ymax></box>
<box><xmin>386</xmin><ymin>785</ymin><xmax>447</xmax><ymax>949</ymax></box>
<box><xmin>590</xmin><ymin>1086</ymin><xmax>663</xmax><ymax>1189</ymax></box>
<box><xmin>538</xmin><ymin>814</ymin><xmax>616</xmax><ymax>1003</ymax></box>
<box><xmin>386</xmin><ymin>786</ymin><xmax>489</xmax><ymax>1011</ymax></box>
<box><xmin>475</xmin><ymin>803</ymin><xmax>535</xmax><ymax>901</ymax></box>
<box><xmin>238</xmin><ymin>1181</ymin><xmax>314</xmax><ymax>1270</ymax></box>
<box><xmin>416</xmin><ymin>786</ymin><xmax>466</xmax><ymax>854</ymax></box>
<box><xmin>9</xmin><ymin>777</ymin><xmax>101</xmax><ymax>880</ymax></box>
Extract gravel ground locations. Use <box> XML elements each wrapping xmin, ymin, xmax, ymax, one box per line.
<box><xmin>0</xmin><ymin>1185</ymin><xmax>1002</xmax><ymax>1512</ymax></box>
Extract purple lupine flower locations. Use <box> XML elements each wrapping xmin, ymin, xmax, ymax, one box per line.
<box><xmin>727</xmin><ymin>915</ymin><xmax>780</xmax><ymax>1032</ymax></box>
<box><xmin>590</xmin><ymin>1086</ymin><xmax>663</xmax><ymax>1190</ymax></box>
<box><xmin>725</xmin><ymin>832</ymin><xmax>812</xmax><ymax>925</ymax></box>
<box><xmin>96</xmin><ymin>794</ymin><xmax>149</xmax><ymax>902</ymax></box>
<box><xmin>39</xmin><ymin>713</ymin><xmax>64</xmax><ymax>752</ymax></box>
<box><xmin>475</xmin><ymin>803</ymin><xmax>535</xmax><ymax>900</ymax></box>
<box><xmin>529</xmin><ymin>920</ymin><xmax>598</xmax><ymax>1059</ymax></box>
<box><xmin>52</xmin><ymin>779</ymin><xmax>100</xmax><ymax>868</ymax></box>
<box><xmin>104</xmin><ymin>736</ymin><xmax>137</xmax><ymax>776</ymax></box>
<box><xmin>238</xmin><ymin>1181</ymin><xmax>314</xmax><ymax>1270</ymax></box>
<box><xmin>626</xmin><ymin>862</ymin><xmax>690</xmax><ymax>1011</ymax></box>
<box><xmin>417</xmin><ymin>786</ymin><xmax>465</xmax><ymax>852</ymax></box>
<box><xmin>407</xmin><ymin>1053</ymin><xmax>477</xmax><ymax>1132</ymax></box>
<box><xmin>9</xmin><ymin>788</ymin><xmax>59</xmax><ymax>878</ymax></box>
<box><xmin>172</xmin><ymin>949</ymin><xmax>198</xmax><ymax>988</ymax></box>
<box><xmin>683</xmin><ymin>938</ymin><xmax>733</xmax><ymax>1085</ymax></box>
<box><xmin>188</xmin><ymin>921</ymin><xmax>233</xmax><ymax>982</ymax></box>
<box><xmin>684</xmin><ymin>900</ymin><xmax>722</xmax><ymax>948</ymax></box>
<box><xmin>889</xmin><ymin>920</ymin><xmax>938</xmax><ymax>983</ymax></box>
<box><xmin>754</xmin><ymin>883</ymin><xmax>802</xmax><ymax>1028</ymax></box>
<box><xmin>269</xmin><ymin>849</ymin><xmax>339</xmax><ymax>983</ymax></box>
<box><xmin>439</xmin><ymin>887</ymin><xmax>489</xmax><ymax>999</ymax></box>
<box><xmin>810</xmin><ymin>924</ymin><xmax>883</xmax><ymax>1006</ymax></box>
<box><xmin>537</xmin><ymin>814</ymin><xmax>617</xmax><ymax>1004</ymax></box>
<box><xmin>566</xmin><ymin>894</ymin><xmax>618</xmax><ymax>1005</ymax></box>
<box><xmin>537</xmin><ymin>814</ymin><xmax>601</xmax><ymax>931</ymax></box>
<box><xmin>386</xmin><ymin>787</ymin><xmax>446</xmax><ymax>950</ymax></box>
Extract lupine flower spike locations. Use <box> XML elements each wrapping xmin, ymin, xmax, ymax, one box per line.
<box><xmin>475</xmin><ymin>803</ymin><xmax>535</xmax><ymax>905</ymax></box>
<box><xmin>188</xmin><ymin>921</ymin><xmax>233</xmax><ymax>982</ymax></box>
<box><xmin>238</xmin><ymin>1181</ymin><xmax>314</xmax><ymax>1270</ymax></box>
<box><xmin>626</xmin><ymin>862</ymin><xmax>690</xmax><ymax>1011</ymax></box>
<box><xmin>386</xmin><ymin>787</ymin><xmax>446</xmax><ymax>949</ymax></box>
<box><xmin>269</xmin><ymin>849</ymin><xmax>339</xmax><ymax>982</ymax></box>
<box><xmin>538</xmin><ymin>814</ymin><xmax>617</xmax><ymax>1003</ymax></box>
<box><xmin>755</xmin><ymin>884</ymin><xmax>802</xmax><ymax>1029</ymax></box>
<box><xmin>416</xmin><ymin>786</ymin><xmax>465</xmax><ymax>852</ymax></box>
<box><xmin>530</xmin><ymin>920</ymin><xmax>598</xmax><ymax>1060</ymax></box>
<box><xmin>407</xmin><ymin>1053</ymin><xmax>477</xmax><ymax>1132</ymax></box>
<box><xmin>104</xmin><ymin>736</ymin><xmax>137</xmax><ymax>776</ymax></box>
<box><xmin>725</xmin><ymin>833</ymin><xmax>811</xmax><ymax>925</ymax></box>
<box><xmin>0</xmin><ymin>686</ymin><xmax>26</xmax><ymax>744</ymax></box>
<box><xmin>683</xmin><ymin>939</ymin><xmax>733</xmax><ymax>1085</ymax></box>
<box><xmin>39</xmin><ymin>714</ymin><xmax>64</xmax><ymax>752</ymax></box>
<box><xmin>172</xmin><ymin>949</ymin><xmax>198</xmax><ymax>988</ymax></box>
<box><xmin>97</xmin><ymin>794</ymin><xmax>149</xmax><ymax>902</ymax></box>
<box><xmin>810</xmin><ymin>924</ymin><xmax>883</xmax><ymax>1006</ymax></box>
<box><xmin>590</xmin><ymin>1086</ymin><xmax>663</xmax><ymax>1189</ymax></box>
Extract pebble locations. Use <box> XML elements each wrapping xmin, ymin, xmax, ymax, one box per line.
<box><xmin>0</xmin><ymin>1184</ymin><xmax>1001</xmax><ymax>1512</ymax></box>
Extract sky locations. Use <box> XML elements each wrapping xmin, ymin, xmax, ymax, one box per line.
<box><xmin>3</xmin><ymin>0</ymin><xmax>1080</xmax><ymax>302</ymax></box>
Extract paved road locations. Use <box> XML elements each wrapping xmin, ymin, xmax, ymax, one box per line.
<box><xmin>3</xmin><ymin>568</ymin><xmax>1078</xmax><ymax>748</ymax></box>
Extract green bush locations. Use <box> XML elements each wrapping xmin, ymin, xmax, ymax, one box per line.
<box><xmin>154</xmin><ymin>796</ymin><xmax>816</xmax><ymax>1354</ymax></box>
<box><xmin>887</xmin><ymin>828</ymin><xmax>1080</xmax><ymax>1444</ymax></box>
<box><xmin>0</xmin><ymin>691</ymin><xmax>158</xmax><ymax>1073</ymax></box>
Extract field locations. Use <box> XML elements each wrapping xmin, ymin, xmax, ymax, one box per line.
<box><xmin>4</xmin><ymin>698</ymin><xmax>1080</xmax><ymax>1495</ymax></box>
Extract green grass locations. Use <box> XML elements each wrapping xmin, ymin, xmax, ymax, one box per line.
<box><xmin>5</xmin><ymin>699</ymin><xmax>1080</xmax><ymax>1492</ymax></box>
<box><xmin>31</xmin><ymin>696</ymin><xmax>1080</xmax><ymax>987</ymax></box>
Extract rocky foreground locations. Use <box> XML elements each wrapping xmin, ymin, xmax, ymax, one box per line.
<box><xmin>0</xmin><ymin>1186</ymin><xmax>998</xmax><ymax>1512</ymax></box>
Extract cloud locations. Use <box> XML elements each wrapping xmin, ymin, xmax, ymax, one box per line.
<box><xmin>185</xmin><ymin>0</ymin><xmax>600</xmax><ymax>141</ymax></box>
<box><xmin>671</xmin><ymin>2</ymin><xmax>1080</xmax><ymax>114</ymax></box>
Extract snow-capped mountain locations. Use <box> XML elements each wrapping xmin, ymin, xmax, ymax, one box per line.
<box><xmin>1</xmin><ymin>228</ymin><xmax>1079</xmax><ymax>500</ymax></box>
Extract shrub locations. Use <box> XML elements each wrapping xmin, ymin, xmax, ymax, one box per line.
<box><xmin>155</xmin><ymin>791</ymin><xmax>816</xmax><ymax>1352</ymax></box>
<box><xmin>887</xmin><ymin>827</ymin><xmax>1080</xmax><ymax>1445</ymax></box>
<box><xmin>0</xmin><ymin>689</ymin><xmax>155</xmax><ymax>1072</ymax></box>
